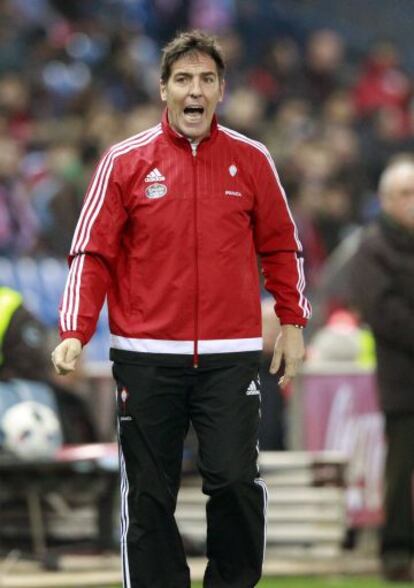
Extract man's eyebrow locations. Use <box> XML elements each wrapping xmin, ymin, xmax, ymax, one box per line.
<box><xmin>173</xmin><ymin>70</ymin><xmax>217</xmax><ymax>77</ymax></box>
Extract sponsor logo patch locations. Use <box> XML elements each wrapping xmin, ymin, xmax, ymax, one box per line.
<box><xmin>145</xmin><ymin>168</ymin><xmax>165</xmax><ymax>182</ymax></box>
<box><xmin>145</xmin><ymin>183</ymin><xmax>167</xmax><ymax>199</ymax></box>
<box><xmin>225</xmin><ymin>190</ymin><xmax>242</xmax><ymax>197</ymax></box>
<box><xmin>246</xmin><ymin>378</ymin><xmax>260</xmax><ymax>396</ymax></box>
<box><xmin>229</xmin><ymin>164</ymin><xmax>238</xmax><ymax>177</ymax></box>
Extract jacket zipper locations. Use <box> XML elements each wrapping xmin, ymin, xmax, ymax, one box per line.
<box><xmin>191</xmin><ymin>145</ymin><xmax>199</xmax><ymax>368</ymax></box>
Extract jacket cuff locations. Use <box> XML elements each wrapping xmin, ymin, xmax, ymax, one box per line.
<box><xmin>61</xmin><ymin>331</ymin><xmax>87</xmax><ymax>346</ymax></box>
<box><xmin>278</xmin><ymin>316</ymin><xmax>308</xmax><ymax>328</ymax></box>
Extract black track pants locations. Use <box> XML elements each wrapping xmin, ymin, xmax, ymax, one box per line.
<box><xmin>381</xmin><ymin>413</ymin><xmax>414</xmax><ymax>561</ymax></box>
<box><xmin>113</xmin><ymin>356</ymin><xmax>267</xmax><ymax>588</ymax></box>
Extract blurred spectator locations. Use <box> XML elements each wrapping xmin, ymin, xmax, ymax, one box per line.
<box><xmin>347</xmin><ymin>157</ymin><xmax>414</xmax><ymax>583</ymax></box>
<box><xmin>289</xmin><ymin>140</ymin><xmax>338</xmax><ymax>186</ymax></box>
<box><xmin>303</xmin><ymin>226</ymin><xmax>363</xmax><ymax>338</ymax></box>
<box><xmin>222</xmin><ymin>86</ymin><xmax>266</xmax><ymax>134</ymax></box>
<box><xmin>316</xmin><ymin>181</ymin><xmax>356</xmax><ymax>254</ymax></box>
<box><xmin>301</xmin><ymin>29</ymin><xmax>348</xmax><ymax>107</ymax></box>
<box><xmin>189</xmin><ymin>0</ymin><xmax>236</xmax><ymax>32</ymax></box>
<box><xmin>0</xmin><ymin>138</ymin><xmax>38</xmax><ymax>255</ymax></box>
<box><xmin>249</xmin><ymin>37</ymin><xmax>303</xmax><ymax>109</ymax></box>
<box><xmin>322</xmin><ymin>90</ymin><xmax>356</xmax><ymax>128</ymax></box>
<box><xmin>262</xmin><ymin>98</ymin><xmax>314</xmax><ymax>163</ymax></box>
<box><xmin>0</xmin><ymin>286</ymin><xmax>49</xmax><ymax>381</ymax></box>
<box><xmin>289</xmin><ymin>184</ymin><xmax>327</xmax><ymax>291</ymax></box>
<box><xmin>0</xmin><ymin>285</ymin><xmax>97</xmax><ymax>444</ymax></box>
<box><xmin>360</xmin><ymin>107</ymin><xmax>414</xmax><ymax>186</ymax></box>
<box><xmin>353</xmin><ymin>41</ymin><xmax>411</xmax><ymax>120</ymax></box>
<box><xmin>307</xmin><ymin>308</ymin><xmax>375</xmax><ymax>367</ymax></box>
<box><xmin>0</xmin><ymin>75</ymin><xmax>33</xmax><ymax>142</ymax></box>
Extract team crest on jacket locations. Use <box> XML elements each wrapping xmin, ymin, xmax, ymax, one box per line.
<box><xmin>229</xmin><ymin>164</ymin><xmax>237</xmax><ymax>177</ymax></box>
<box><xmin>145</xmin><ymin>183</ymin><xmax>167</xmax><ymax>199</ymax></box>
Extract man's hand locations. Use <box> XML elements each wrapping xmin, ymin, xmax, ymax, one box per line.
<box><xmin>269</xmin><ymin>325</ymin><xmax>305</xmax><ymax>389</ymax></box>
<box><xmin>51</xmin><ymin>338</ymin><xmax>82</xmax><ymax>375</ymax></box>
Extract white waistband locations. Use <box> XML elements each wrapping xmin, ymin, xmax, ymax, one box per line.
<box><xmin>110</xmin><ymin>335</ymin><xmax>263</xmax><ymax>354</ymax></box>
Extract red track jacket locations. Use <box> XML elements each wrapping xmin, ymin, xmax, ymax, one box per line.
<box><xmin>60</xmin><ymin>112</ymin><xmax>311</xmax><ymax>361</ymax></box>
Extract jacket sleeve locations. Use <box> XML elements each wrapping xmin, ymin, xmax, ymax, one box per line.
<box><xmin>252</xmin><ymin>146</ymin><xmax>311</xmax><ymax>326</ymax></box>
<box><xmin>59</xmin><ymin>152</ymin><xmax>127</xmax><ymax>345</ymax></box>
<box><xmin>349</xmin><ymin>235</ymin><xmax>414</xmax><ymax>355</ymax></box>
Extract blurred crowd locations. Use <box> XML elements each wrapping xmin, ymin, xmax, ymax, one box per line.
<box><xmin>1</xmin><ymin>0</ymin><xmax>414</xmax><ymax>299</ymax></box>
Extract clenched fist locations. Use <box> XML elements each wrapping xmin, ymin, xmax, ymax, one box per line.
<box><xmin>51</xmin><ymin>338</ymin><xmax>82</xmax><ymax>375</ymax></box>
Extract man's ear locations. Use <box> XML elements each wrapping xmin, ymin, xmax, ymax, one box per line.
<box><xmin>160</xmin><ymin>81</ymin><xmax>167</xmax><ymax>102</ymax></box>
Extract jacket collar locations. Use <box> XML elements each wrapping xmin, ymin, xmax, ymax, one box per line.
<box><xmin>161</xmin><ymin>108</ymin><xmax>219</xmax><ymax>150</ymax></box>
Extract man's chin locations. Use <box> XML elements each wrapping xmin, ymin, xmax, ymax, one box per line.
<box><xmin>180</xmin><ymin>122</ymin><xmax>209</xmax><ymax>141</ymax></box>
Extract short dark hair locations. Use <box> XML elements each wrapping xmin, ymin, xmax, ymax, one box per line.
<box><xmin>160</xmin><ymin>30</ymin><xmax>225</xmax><ymax>84</ymax></box>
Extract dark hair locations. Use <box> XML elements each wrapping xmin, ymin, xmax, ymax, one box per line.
<box><xmin>160</xmin><ymin>30</ymin><xmax>225</xmax><ymax>84</ymax></box>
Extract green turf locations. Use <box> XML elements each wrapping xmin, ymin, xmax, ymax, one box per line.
<box><xmin>107</xmin><ymin>577</ymin><xmax>412</xmax><ymax>588</ymax></box>
<box><xmin>253</xmin><ymin>580</ymin><xmax>407</xmax><ymax>587</ymax></box>
<box><xmin>192</xmin><ymin>579</ymin><xmax>409</xmax><ymax>587</ymax></box>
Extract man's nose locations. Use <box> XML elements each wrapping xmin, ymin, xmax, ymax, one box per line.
<box><xmin>189</xmin><ymin>79</ymin><xmax>202</xmax><ymax>97</ymax></box>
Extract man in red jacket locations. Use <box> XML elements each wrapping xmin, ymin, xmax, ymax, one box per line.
<box><xmin>52</xmin><ymin>30</ymin><xmax>310</xmax><ymax>588</ymax></box>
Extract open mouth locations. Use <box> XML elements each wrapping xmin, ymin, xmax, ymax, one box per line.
<box><xmin>183</xmin><ymin>106</ymin><xmax>205</xmax><ymax>121</ymax></box>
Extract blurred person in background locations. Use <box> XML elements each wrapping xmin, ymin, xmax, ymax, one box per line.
<box><xmin>316</xmin><ymin>181</ymin><xmax>356</xmax><ymax>255</ymax></box>
<box><xmin>353</xmin><ymin>40</ymin><xmax>411</xmax><ymax>121</ymax></box>
<box><xmin>288</xmin><ymin>183</ymin><xmax>327</xmax><ymax>293</ymax></box>
<box><xmin>301</xmin><ymin>29</ymin><xmax>348</xmax><ymax>107</ymax></box>
<box><xmin>51</xmin><ymin>30</ymin><xmax>310</xmax><ymax>588</ymax></box>
<box><xmin>0</xmin><ymin>285</ymin><xmax>96</xmax><ymax>444</ymax></box>
<box><xmin>257</xmin><ymin>36</ymin><xmax>304</xmax><ymax>107</ymax></box>
<box><xmin>0</xmin><ymin>137</ymin><xmax>38</xmax><ymax>256</ymax></box>
<box><xmin>348</xmin><ymin>156</ymin><xmax>414</xmax><ymax>582</ymax></box>
<box><xmin>354</xmin><ymin>40</ymin><xmax>414</xmax><ymax>188</ymax></box>
<box><xmin>0</xmin><ymin>286</ymin><xmax>49</xmax><ymax>383</ymax></box>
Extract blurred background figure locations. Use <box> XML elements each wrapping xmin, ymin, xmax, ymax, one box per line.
<box><xmin>0</xmin><ymin>285</ymin><xmax>97</xmax><ymax>447</ymax></box>
<box><xmin>0</xmin><ymin>286</ymin><xmax>47</xmax><ymax>381</ymax></box>
<box><xmin>307</xmin><ymin>308</ymin><xmax>375</xmax><ymax>368</ymax></box>
<box><xmin>347</xmin><ymin>156</ymin><xmax>414</xmax><ymax>583</ymax></box>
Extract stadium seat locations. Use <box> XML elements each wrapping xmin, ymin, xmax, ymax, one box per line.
<box><xmin>0</xmin><ymin>256</ymin><xmax>18</xmax><ymax>291</ymax></box>
<box><xmin>37</xmin><ymin>258</ymin><xmax>69</xmax><ymax>326</ymax></box>
<box><xmin>14</xmin><ymin>257</ymin><xmax>44</xmax><ymax>319</ymax></box>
